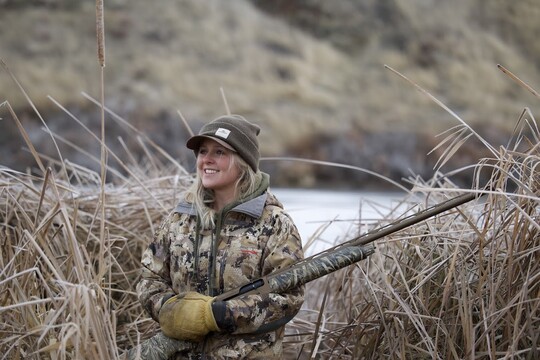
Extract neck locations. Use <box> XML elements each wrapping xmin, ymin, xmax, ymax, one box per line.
<box><xmin>212</xmin><ymin>190</ymin><xmax>236</xmax><ymax>212</ymax></box>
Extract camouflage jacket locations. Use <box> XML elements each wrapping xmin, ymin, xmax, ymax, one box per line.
<box><xmin>136</xmin><ymin>174</ymin><xmax>304</xmax><ymax>359</ymax></box>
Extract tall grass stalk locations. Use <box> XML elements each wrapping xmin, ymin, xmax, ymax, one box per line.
<box><xmin>94</xmin><ymin>3</ymin><xmax>115</xmax><ymax>357</ymax></box>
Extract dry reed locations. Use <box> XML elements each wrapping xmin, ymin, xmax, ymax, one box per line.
<box><xmin>280</xmin><ymin>72</ymin><xmax>540</xmax><ymax>359</ymax></box>
<box><xmin>1</xmin><ymin>62</ymin><xmax>538</xmax><ymax>359</ymax></box>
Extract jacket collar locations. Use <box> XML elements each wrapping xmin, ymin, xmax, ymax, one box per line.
<box><xmin>174</xmin><ymin>192</ymin><xmax>268</xmax><ymax>219</ymax></box>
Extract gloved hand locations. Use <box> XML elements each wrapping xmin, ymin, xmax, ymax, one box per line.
<box><xmin>158</xmin><ymin>291</ymin><xmax>220</xmax><ymax>342</ymax></box>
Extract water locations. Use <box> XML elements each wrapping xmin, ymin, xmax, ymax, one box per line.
<box><xmin>272</xmin><ymin>188</ymin><xmax>405</xmax><ymax>255</ymax></box>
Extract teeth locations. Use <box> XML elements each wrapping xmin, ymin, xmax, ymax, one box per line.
<box><xmin>205</xmin><ymin>169</ymin><xmax>218</xmax><ymax>174</ymax></box>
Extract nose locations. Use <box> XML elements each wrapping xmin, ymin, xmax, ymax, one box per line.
<box><xmin>199</xmin><ymin>152</ymin><xmax>215</xmax><ymax>162</ymax></box>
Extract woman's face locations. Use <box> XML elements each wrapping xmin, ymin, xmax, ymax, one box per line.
<box><xmin>197</xmin><ymin>138</ymin><xmax>241</xmax><ymax>196</ymax></box>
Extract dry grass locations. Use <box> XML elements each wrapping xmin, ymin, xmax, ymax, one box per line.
<box><xmin>1</xmin><ymin>2</ymin><xmax>538</xmax><ymax>358</ymax></box>
<box><xmin>1</xmin><ymin>10</ymin><xmax>539</xmax><ymax>353</ymax></box>
<box><xmin>284</xmin><ymin>153</ymin><xmax>539</xmax><ymax>359</ymax></box>
<box><xmin>281</xmin><ymin>76</ymin><xmax>540</xmax><ymax>359</ymax></box>
<box><xmin>0</xmin><ymin>137</ymin><xmax>192</xmax><ymax>357</ymax></box>
<box><xmin>1</xmin><ymin>76</ymin><xmax>539</xmax><ymax>359</ymax></box>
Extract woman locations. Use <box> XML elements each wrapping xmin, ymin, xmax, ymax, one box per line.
<box><xmin>136</xmin><ymin>114</ymin><xmax>305</xmax><ymax>359</ymax></box>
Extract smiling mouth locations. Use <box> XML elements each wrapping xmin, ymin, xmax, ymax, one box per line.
<box><xmin>204</xmin><ymin>169</ymin><xmax>219</xmax><ymax>174</ymax></box>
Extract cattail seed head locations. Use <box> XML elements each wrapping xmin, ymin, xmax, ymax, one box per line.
<box><xmin>96</xmin><ymin>0</ymin><xmax>105</xmax><ymax>67</ymax></box>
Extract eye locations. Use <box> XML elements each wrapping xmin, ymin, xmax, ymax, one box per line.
<box><xmin>197</xmin><ymin>148</ymin><xmax>208</xmax><ymax>156</ymax></box>
<box><xmin>216</xmin><ymin>149</ymin><xmax>226</xmax><ymax>156</ymax></box>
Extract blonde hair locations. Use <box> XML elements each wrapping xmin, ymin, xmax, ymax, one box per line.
<box><xmin>185</xmin><ymin>153</ymin><xmax>261</xmax><ymax>229</ymax></box>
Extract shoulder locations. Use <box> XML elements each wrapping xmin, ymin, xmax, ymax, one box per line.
<box><xmin>155</xmin><ymin>205</ymin><xmax>195</xmax><ymax>233</ymax></box>
<box><xmin>264</xmin><ymin>191</ymin><xmax>283</xmax><ymax>210</ymax></box>
<box><xmin>262</xmin><ymin>191</ymin><xmax>299</xmax><ymax>235</ymax></box>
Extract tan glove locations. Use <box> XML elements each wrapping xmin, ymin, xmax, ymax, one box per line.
<box><xmin>158</xmin><ymin>291</ymin><xmax>220</xmax><ymax>342</ymax></box>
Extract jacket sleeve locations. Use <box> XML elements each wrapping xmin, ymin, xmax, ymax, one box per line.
<box><xmin>214</xmin><ymin>210</ymin><xmax>305</xmax><ymax>334</ymax></box>
<box><xmin>136</xmin><ymin>213</ymin><xmax>176</xmax><ymax>321</ymax></box>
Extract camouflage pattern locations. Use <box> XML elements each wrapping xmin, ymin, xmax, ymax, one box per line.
<box><xmin>127</xmin><ymin>246</ymin><xmax>375</xmax><ymax>360</ymax></box>
<box><xmin>124</xmin><ymin>333</ymin><xmax>192</xmax><ymax>360</ymax></box>
<box><xmin>266</xmin><ymin>245</ymin><xmax>375</xmax><ymax>294</ymax></box>
<box><xmin>130</xmin><ymin>190</ymin><xmax>477</xmax><ymax>359</ymax></box>
<box><xmin>136</xmin><ymin>174</ymin><xmax>304</xmax><ymax>360</ymax></box>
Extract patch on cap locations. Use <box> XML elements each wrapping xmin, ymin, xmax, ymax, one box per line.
<box><xmin>215</xmin><ymin>128</ymin><xmax>231</xmax><ymax>139</ymax></box>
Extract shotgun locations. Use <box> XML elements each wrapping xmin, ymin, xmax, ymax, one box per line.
<box><xmin>125</xmin><ymin>192</ymin><xmax>477</xmax><ymax>359</ymax></box>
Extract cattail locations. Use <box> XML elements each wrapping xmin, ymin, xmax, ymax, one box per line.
<box><xmin>96</xmin><ymin>0</ymin><xmax>105</xmax><ymax>67</ymax></box>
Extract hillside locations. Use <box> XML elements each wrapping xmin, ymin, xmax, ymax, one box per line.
<box><xmin>1</xmin><ymin>0</ymin><xmax>540</xmax><ymax>189</ymax></box>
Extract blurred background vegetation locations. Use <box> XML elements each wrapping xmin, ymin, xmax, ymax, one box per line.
<box><xmin>1</xmin><ymin>0</ymin><xmax>540</xmax><ymax>189</ymax></box>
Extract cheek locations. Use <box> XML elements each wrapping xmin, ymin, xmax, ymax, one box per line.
<box><xmin>196</xmin><ymin>157</ymin><xmax>204</xmax><ymax>169</ymax></box>
<box><xmin>219</xmin><ymin>156</ymin><xmax>235</xmax><ymax>171</ymax></box>
<box><xmin>224</xmin><ymin>160</ymin><xmax>240</xmax><ymax>178</ymax></box>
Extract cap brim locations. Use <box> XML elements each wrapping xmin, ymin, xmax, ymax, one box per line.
<box><xmin>186</xmin><ymin>135</ymin><xmax>236</xmax><ymax>152</ymax></box>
